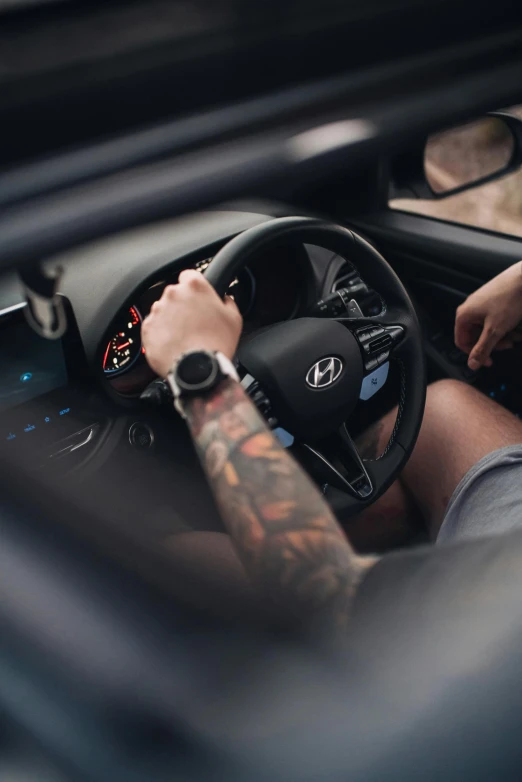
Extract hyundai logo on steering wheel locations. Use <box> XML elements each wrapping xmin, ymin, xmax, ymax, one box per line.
<box><xmin>306</xmin><ymin>357</ymin><xmax>343</xmax><ymax>389</ymax></box>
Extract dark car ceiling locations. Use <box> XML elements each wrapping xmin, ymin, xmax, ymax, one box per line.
<box><xmin>1</xmin><ymin>0</ymin><xmax>522</xmax><ymax>167</ymax></box>
<box><xmin>1</xmin><ymin>0</ymin><xmax>522</xmax><ymax>272</ymax></box>
<box><xmin>2</xmin><ymin>38</ymin><xmax>522</xmax><ymax>274</ymax></box>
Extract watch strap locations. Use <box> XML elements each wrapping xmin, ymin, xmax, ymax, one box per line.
<box><xmin>214</xmin><ymin>351</ymin><xmax>240</xmax><ymax>383</ymax></box>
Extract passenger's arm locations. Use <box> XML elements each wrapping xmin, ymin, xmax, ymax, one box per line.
<box><xmin>142</xmin><ymin>270</ymin><xmax>375</xmax><ymax>630</ymax></box>
<box><xmin>455</xmin><ymin>260</ymin><xmax>522</xmax><ymax>370</ymax></box>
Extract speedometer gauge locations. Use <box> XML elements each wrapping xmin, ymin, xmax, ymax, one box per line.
<box><xmin>102</xmin><ymin>306</ymin><xmax>142</xmax><ymax>375</ymax></box>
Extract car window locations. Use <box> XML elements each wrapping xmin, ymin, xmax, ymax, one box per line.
<box><xmin>389</xmin><ymin>104</ymin><xmax>522</xmax><ymax>239</ymax></box>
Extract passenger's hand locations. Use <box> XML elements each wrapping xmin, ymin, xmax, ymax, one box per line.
<box><xmin>142</xmin><ymin>270</ymin><xmax>242</xmax><ymax>377</ymax></box>
<box><xmin>454</xmin><ymin>261</ymin><xmax>522</xmax><ymax>370</ymax></box>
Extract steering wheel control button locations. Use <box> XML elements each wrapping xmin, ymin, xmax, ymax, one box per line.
<box><xmin>385</xmin><ymin>325</ymin><xmax>405</xmax><ymax>343</ymax></box>
<box><xmin>360</xmin><ymin>361</ymin><xmax>390</xmax><ymax>400</ymax></box>
<box><xmin>357</xmin><ymin>329</ymin><xmax>372</xmax><ymax>344</ymax></box>
<box><xmin>129</xmin><ymin>422</ymin><xmax>154</xmax><ymax>450</ymax></box>
<box><xmin>334</xmin><ymin>288</ymin><xmax>365</xmax><ymax>318</ymax></box>
<box><xmin>345</xmin><ymin>298</ymin><xmax>364</xmax><ymax>318</ymax></box>
<box><xmin>366</xmin><ymin>333</ymin><xmax>391</xmax><ymax>353</ymax></box>
<box><xmin>313</xmin><ymin>287</ymin><xmax>370</xmax><ymax>319</ymax></box>
<box><xmin>351</xmin><ymin>476</ymin><xmax>373</xmax><ymax>498</ymax></box>
<box><xmin>313</xmin><ymin>292</ymin><xmax>347</xmax><ymax>318</ymax></box>
<box><xmin>356</xmin><ymin>325</ymin><xmax>385</xmax><ymax>346</ymax></box>
<box><xmin>356</xmin><ymin>324</ymin><xmax>404</xmax><ymax>371</ymax></box>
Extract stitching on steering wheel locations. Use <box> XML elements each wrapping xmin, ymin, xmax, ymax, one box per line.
<box><xmin>379</xmin><ymin>358</ymin><xmax>406</xmax><ymax>460</ymax></box>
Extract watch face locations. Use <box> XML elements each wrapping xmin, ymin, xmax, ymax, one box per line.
<box><xmin>177</xmin><ymin>351</ymin><xmax>216</xmax><ymax>388</ymax></box>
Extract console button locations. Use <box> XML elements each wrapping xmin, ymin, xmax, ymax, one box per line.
<box><xmin>447</xmin><ymin>347</ymin><xmax>467</xmax><ymax>365</ymax></box>
<box><xmin>129</xmin><ymin>422</ymin><xmax>154</xmax><ymax>450</ymax></box>
<box><xmin>462</xmin><ymin>367</ymin><xmax>477</xmax><ymax>381</ymax></box>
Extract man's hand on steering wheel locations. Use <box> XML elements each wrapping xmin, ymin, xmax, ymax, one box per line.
<box><xmin>142</xmin><ymin>269</ymin><xmax>243</xmax><ymax>377</ymax></box>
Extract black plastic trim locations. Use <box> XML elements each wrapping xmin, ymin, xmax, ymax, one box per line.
<box><xmin>351</xmin><ymin>211</ymin><xmax>522</xmax><ymax>281</ymax></box>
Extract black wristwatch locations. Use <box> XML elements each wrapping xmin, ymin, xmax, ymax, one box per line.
<box><xmin>166</xmin><ymin>350</ymin><xmax>239</xmax><ymax>417</ymax></box>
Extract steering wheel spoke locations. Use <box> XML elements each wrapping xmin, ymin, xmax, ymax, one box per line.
<box><xmin>241</xmin><ymin>368</ymin><xmax>376</xmax><ymax>502</ymax></box>
<box><xmin>299</xmin><ymin>425</ymin><xmax>374</xmax><ymax>501</ymax></box>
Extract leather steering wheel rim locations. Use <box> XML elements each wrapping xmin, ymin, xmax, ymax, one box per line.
<box><xmin>206</xmin><ymin>216</ymin><xmax>426</xmax><ymax>513</ymax></box>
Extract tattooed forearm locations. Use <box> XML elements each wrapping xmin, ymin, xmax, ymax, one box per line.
<box><xmin>185</xmin><ymin>379</ymin><xmax>375</xmax><ymax>631</ymax></box>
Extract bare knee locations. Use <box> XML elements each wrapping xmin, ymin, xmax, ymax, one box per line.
<box><xmin>358</xmin><ymin>380</ymin><xmax>472</xmax><ymax>458</ymax></box>
<box><xmin>404</xmin><ymin>377</ymin><xmax>522</xmax><ymax>531</ymax></box>
<box><xmin>424</xmin><ymin>378</ymin><xmax>522</xmax><ymax>446</ymax></box>
<box><xmin>425</xmin><ymin>378</ymin><xmax>473</xmax><ymax>407</ymax></box>
<box><xmin>357</xmin><ymin>377</ymin><xmax>522</xmax><ymax>539</ymax></box>
<box><xmin>427</xmin><ymin>378</ymin><xmax>467</xmax><ymax>395</ymax></box>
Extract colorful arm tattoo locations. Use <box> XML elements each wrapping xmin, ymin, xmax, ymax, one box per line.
<box><xmin>185</xmin><ymin>379</ymin><xmax>375</xmax><ymax>631</ymax></box>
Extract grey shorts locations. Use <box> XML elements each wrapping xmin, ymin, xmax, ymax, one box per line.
<box><xmin>437</xmin><ymin>444</ymin><xmax>522</xmax><ymax>544</ymax></box>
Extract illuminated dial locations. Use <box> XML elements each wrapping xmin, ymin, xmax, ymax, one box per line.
<box><xmin>102</xmin><ymin>306</ymin><xmax>143</xmax><ymax>375</ymax></box>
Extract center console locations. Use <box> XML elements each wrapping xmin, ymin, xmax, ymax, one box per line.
<box><xmin>0</xmin><ymin>298</ymin><xmax>101</xmax><ymax>468</ymax></box>
<box><xmin>421</xmin><ymin>304</ymin><xmax>522</xmax><ymax>418</ymax></box>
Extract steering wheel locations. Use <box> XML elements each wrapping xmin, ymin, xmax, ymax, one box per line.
<box><xmin>206</xmin><ymin>217</ymin><xmax>425</xmax><ymax>517</ymax></box>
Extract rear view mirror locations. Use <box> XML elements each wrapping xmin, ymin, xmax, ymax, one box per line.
<box><xmin>390</xmin><ymin>111</ymin><xmax>522</xmax><ymax>200</ymax></box>
<box><xmin>425</xmin><ymin>116</ymin><xmax>515</xmax><ymax>196</ymax></box>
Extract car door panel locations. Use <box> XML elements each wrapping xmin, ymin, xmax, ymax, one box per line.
<box><xmin>351</xmin><ymin>210</ymin><xmax>522</xmax><ymax>414</ymax></box>
<box><xmin>354</xmin><ymin>210</ymin><xmax>522</xmax><ymax>277</ymax></box>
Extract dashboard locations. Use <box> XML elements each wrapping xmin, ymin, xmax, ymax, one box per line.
<box><xmin>0</xmin><ymin>210</ymin><xmax>320</xmax><ymax>473</ymax></box>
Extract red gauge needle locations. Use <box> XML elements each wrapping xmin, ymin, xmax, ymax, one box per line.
<box><xmin>102</xmin><ymin>342</ymin><xmax>111</xmax><ymax>369</ymax></box>
<box><xmin>116</xmin><ymin>341</ymin><xmax>130</xmax><ymax>350</ymax></box>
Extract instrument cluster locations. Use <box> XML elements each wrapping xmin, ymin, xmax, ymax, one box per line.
<box><xmin>103</xmin><ymin>246</ymin><xmax>303</xmax><ymax>397</ymax></box>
